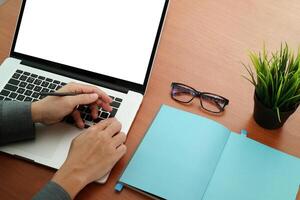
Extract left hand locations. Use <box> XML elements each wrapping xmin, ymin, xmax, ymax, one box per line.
<box><xmin>31</xmin><ymin>82</ymin><xmax>112</xmax><ymax>128</ymax></box>
<box><xmin>52</xmin><ymin>118</ymin><xmax>126</xmax><ymax>199</ymax></box>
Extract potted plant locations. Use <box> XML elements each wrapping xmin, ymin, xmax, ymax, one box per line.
<box><xmin>243</xmin><ymin>43</ymin><xmax>300</xmax><ymax>129</ymax></box>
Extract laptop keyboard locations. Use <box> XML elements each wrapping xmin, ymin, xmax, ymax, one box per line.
<box><xmin>0</xmin><ymin>69</ymin><xmax>122</xmax><ymax>128</ymax></box>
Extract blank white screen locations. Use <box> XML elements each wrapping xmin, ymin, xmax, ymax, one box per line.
<box><xmin>14</xmin><ymin>0</ymin><xmax>166</xmax><ymax>84</ymax></box>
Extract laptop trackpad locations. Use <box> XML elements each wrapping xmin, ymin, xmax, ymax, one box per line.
<box><xmin>7</xmin><ymin>123</ymin><xmax>79</xmax><ymax>160</ymax></box>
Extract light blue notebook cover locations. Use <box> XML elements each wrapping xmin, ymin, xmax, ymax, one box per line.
<box><xmin>117</xmin><ymin>105</ymin><xmax>300</xmax><ymax>200</ymax></box>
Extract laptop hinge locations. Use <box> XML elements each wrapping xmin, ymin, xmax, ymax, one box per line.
<box><xmin>21</xmin><ymin>59</ymin><xmax>129</xmax><ymax>94</ymax></box>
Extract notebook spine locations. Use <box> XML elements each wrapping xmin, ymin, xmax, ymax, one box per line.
<box><xmin>115</xmin><ymin>182</ymin><xmax>124</xmax><ymax>192</ymax></box>
<box><xmin>240</xmin><ymin>129</ymin><xmax>248</xmax><ymax>137</ymax></box>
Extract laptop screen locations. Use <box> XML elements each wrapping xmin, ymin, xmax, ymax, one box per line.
<box><xmin>13</xmin><ymin>0</ymin><xmax>166</xmax><ymax>85</ymax></box>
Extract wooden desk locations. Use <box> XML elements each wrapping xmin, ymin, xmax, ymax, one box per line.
<box><xmin>0</xmin><ymin>0</ymin><xmax>299</xmax><ymax>199</ymax></box>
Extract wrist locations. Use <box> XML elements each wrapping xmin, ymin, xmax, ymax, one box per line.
<box><xmin>52</xmin><ymin>163</ymin><xmax>89</xmax><ymax>199</ymax></box>
<box><xmin>31</xmin><ymin>101</ymin><xmax>44</xmax><ymax>123</ymax></box>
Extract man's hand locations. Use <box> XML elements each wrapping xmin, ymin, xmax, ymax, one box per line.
<box><xmin>31</xmin><ymin>82</ymin><xmax>112</xmax><ymax>128</ymax></box>
<box><xmin>52</xmin><ymin>118</ymin><xmax>127</xmax><ymax>199</ymax></box>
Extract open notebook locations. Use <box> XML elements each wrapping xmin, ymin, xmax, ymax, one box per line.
<box><xmin>116</xmin><ymin>105</ymin><xmax>300</xmax><ymax>200</ymax></box>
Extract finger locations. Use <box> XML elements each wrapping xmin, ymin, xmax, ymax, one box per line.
<box><xmin>96</xmin><ymin>100</ymin><xmax>112</xmax><ymax>112</ymax></box>
<box><xmin>104</xmin><ymin>119</ymin><xmax>122</xmax><ymax>137</ymax></box>
<box><xmin>71</xmin><ymin>111</ymin><xmax>84</xmax><ymax>129</ymax></box>
<box><xmin>102</xmin><ymin>103</ymin><xmax>113</xmax><ymax>112</ymax></box>
<box><xmin>67</xmin><ymin>93</ymin><xmax>98</xmax><ymax>107</ymax></box>
<box><xmin>112</xmin><ymin>132</ymin><xmax>126</xmax><ymax>148</ymax></box>
<box><xmin>115</xmin><ymin>144</ymin><xmax>127</xmax><ymax>159</ymax></box>
<box><xmin>93</xmin><ymin>117</ymin><xmax>116</xmax><ymax>131</ymax></box>
<box><xmin>64</xmin><ymin>82</ymin><xmax>113</xmax><ymax>104</ymax></box>
<box><xmin>89</xmin><ymin>103</ymin><xmax>99</xmax><ymax>119</ymax></box>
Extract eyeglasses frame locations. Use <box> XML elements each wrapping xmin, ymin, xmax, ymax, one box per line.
<box><xmin>170</xmin><ymin>82</ymin><xmax>229</xmax><ymax>113</ymax></box>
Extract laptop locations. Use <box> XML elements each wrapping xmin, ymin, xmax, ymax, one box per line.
<box><xmin>0</xmin><ymin>0</ymin><xmax>169</xmax><ymax>183</ymax></box>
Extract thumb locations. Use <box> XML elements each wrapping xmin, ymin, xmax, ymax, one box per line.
<box><xmin>67</xmin><ymin>93</ymin><xmax>99</xmax><ymax>106</ymax></box>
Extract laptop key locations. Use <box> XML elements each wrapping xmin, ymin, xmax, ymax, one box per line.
<box><xmin>85</xmin><ymin>107</ymin><xmax>91</xmax><ymax>114</ymax></box>
<box><xmin>16</xmin><ymin>70</ymin><xmax>23</xmax><ymax>74</ymax></box>
<box><xmin>100</xmin><ymin>112</ymin><xmax>109</xmax><ymax>119</ymax></box>
<box><xmin>110</xmin><ymin>101</ymin><xmax>121</xmax><ymax>108</ymax></box>
<box><xmin>17</xmin><ymin>94</ymin><xmax>25</xmax><ymax>101</ymax></box>
<box><xmin>19</xmin><ymin>82</ymin><xmax>27</xmax><ymax>88</ymax></box>
<box><xmin>0</xmin><ymin>89</ymin><xmax>10</xmax><ymax>96</ymax></box>
<box><xmin>17</xmin><ymin>88</ymin><xmax>25</xmax><ymax>94</ymax></box>
<box><xmin>26</xmin><ymin>84</ymin><xmax>34</xmax><ymax>90</ymax></box>
<box><xmin>23</xmin><ymin>72</ymin><xmax>30</xmax><ymax>76</ymax></box>
<box><xmin>115</xmin><ymin>97</ymin><xmax>123</xmax><ymax>102</ymax></box>
<box><xmin>77</xmin><ymin>105</ymin><xmax>85</xmax><ymax>112</ymax></box>
<box><xmin>5</xmin><ymin>97</ymin><xmax>12</xmax><ymax>101</ymax></box>
<box><xmin>32</xmin><ymin>92</ymin><xmax>40</xmax><ymax>99</ymax></box>
<box><xmin>19</xmin><ymin>75</ymin><xmax>28</xmax><ymax>81</ymax></box>
<box><xmin>25</xmin><ymin>90</ymin><xmax>33</xmax><ymax>96</ymax></box>
<box><xmin>8</xmin><ymin>78</ymin><xmax>20</xmax><ymax>86</ymax></box>
<box><xmin>56</xmin><ymin>85</ymin><xmax>62</xmax><ymax>90</ymax></box>
<box><xmin>48</xmin><ymin>83</ymin><xmax>57</xmax><ymax>89</ymax></box>
<box><xmin>34</xmin><ymin>79</ymin><xmax>42</xmax><ymax>85</ymax></box>
<box><xmin>53</xmin><ymin>80</ymin><xmax>60</xmax><ymax>84</ymax></box>
<box><xmin>38</xmin><ymin>76</ymin><xmax>45</xmax><ymax>80</ymax></box>
<box><xmin>34</xmin><ymin>86</ymin><xmax>42</xmax><ymax>92</ymax></box>
<box><xmin>26</xmin><ymin>77</ymin><xmax>35</xmax><ymax>83</ymax></box>
<box><xmin>41</xmin><ymin>81</ymin><xmax>50</xmax><ymax>87</ymax></box>
<box><xmin>0</xmin><ymin>96</ymin><xmax>4</xmax><ymax>100</ymax></box>
<box><xmin>109</xmin><ymin>108</ymin><xmax>118</xmax><ymax>118</ymax></box>
<box><xmin>9</xmin><ymin>92</ymin><xmax>18</xmax><ymax>99</ymax></box>
<box><xmin>85</xmin><ymin>114</ymin><xmax>93</xmax><ymax>122</ymax></box>
<box><xmin>30</xmin><ymin>74</ymin><xmax>38</xmax><ymax>78</ymax></box>
<box><xmin>80</xmin><ymin>113</ymin><xmax>86</xmax><ymax>119</ymax></box>
<box><xmin>46</xmin><ymin>78</ymin><xmax>53</xmax><ymax>82</ymax></box>
<box><xmin>25</xmin><ymin>97</ymin><xmax>33</xmax><ymax>101</ymax></box>
<box><xmin>60</xmin><ymin>82</ymin><xmax>67</xmax><ymax>86</ymax></box>
<box><xmin>41</xmin><ymin>88</ymin><xmax>50</xmax><ymax>92</ymax></box>
<box><xmin>12</xmin><ymin>73</ymin><xmax>21</xmax><ymax>79</ymax></box>
<box><xmin>4</xmin><ymin>84</ymin><xmax>18</xmax><ymax>92</ymax></box>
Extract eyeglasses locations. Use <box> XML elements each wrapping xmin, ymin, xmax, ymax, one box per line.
<box><xmin>170</xmin><ymin>82</ymin><xmax>229</xmax><ymax>113</ymax></box>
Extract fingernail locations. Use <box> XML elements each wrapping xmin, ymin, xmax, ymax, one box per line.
<box><xmin>90</xmin><ymin>93</ymin><xmax>98</xmax><ymax>99</ymax></box>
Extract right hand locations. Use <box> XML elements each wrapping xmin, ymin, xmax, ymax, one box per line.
<box><xmin>32</xmin><ymin>82</ymin><xmax>113</xmax><ymax>128</ymax></box>
<box><xmin>52</xmin><ymin>118</ymin><xmax>127</xmax><ymax>199</ymax></box>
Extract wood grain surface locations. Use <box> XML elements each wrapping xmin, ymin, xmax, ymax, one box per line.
<box><xmin>0</xmin><ymin>0</ymin><xmax>299</xmax><ymax>199</ymax></box>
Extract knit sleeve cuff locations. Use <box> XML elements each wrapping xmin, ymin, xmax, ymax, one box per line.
<box><xmin>0</xmin><ymin>101</ymin><xmax>35</xmax><ymax>145</ymax></box>
<box><xmin>32</xmin><ymin>181</ymin><xmax>71</xmax><ymax>200</ymax></box>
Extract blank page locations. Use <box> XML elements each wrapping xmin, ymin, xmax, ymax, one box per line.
<box><xmin>119</xmin><ymin>105</ymin><xmax>231</xmax><ymax>200</ymax></box>
<box><xmin>203</xmin><ymin>133</ymin><xmax>300</xmax><ymax>200</ymax></box>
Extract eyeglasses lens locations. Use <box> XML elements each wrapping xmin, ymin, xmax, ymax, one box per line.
<box><xmin>172</xmin><ymin>84</ymin><xmax>195</xmax><ymax>103</ymax></box>
<box><xmin>201</xmin><ymin>94</ymin><xmax>226</xmax><ymax>113</ymax></box>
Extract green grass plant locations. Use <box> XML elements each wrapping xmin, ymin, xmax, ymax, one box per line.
<box><xmin>243</xmin><ymin>43</ymin><xmax>300</xmax><ymax>121</ymax></box>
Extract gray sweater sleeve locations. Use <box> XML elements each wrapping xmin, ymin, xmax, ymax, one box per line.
<box><xmin>0</xmin><ymin>101</ymin><xmax>35</xmax><ymax>145</ymax></box>
<box><xmin>32</xmin><ymin>181</ymin><xmax>71</xmax><ymax>200</ymax></box>
<box><xmin>0</xmin><ymin>101</ymin><xmax>71</xmax><ymax>200</ymax></box>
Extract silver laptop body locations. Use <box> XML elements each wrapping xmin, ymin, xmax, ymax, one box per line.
<box><xmin>0</xmin><ymin>0</ymin><xmax>169</xmax><ymax>183</ymax></box>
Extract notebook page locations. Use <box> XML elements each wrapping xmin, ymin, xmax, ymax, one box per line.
<box><xmin>119</xmin><ymin>105</ymin><xmax>231</xmax><ymax>200</ymax></box>
<box><xmin>203</xmin><ymin>132</ymin><xmax>300</xmax><ymax>200</ymax></box>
